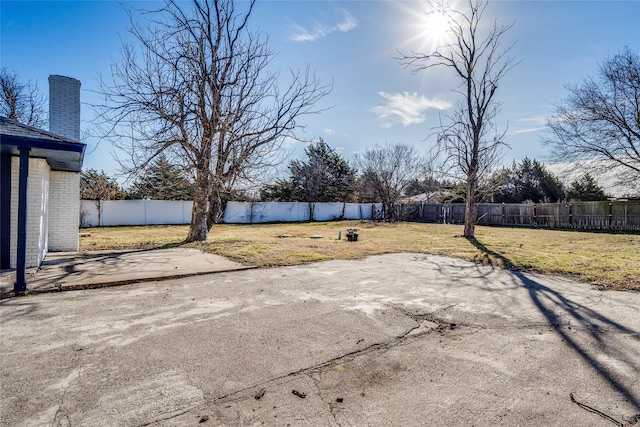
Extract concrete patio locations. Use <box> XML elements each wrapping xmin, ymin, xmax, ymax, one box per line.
<box><xmin>1</xmin><ymin>253</ymin><xmax>638</xmax><ymax>425</ymax></box>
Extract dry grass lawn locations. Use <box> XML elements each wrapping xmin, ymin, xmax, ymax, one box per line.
<box><xmin>80</xmin><ymin>221</ymin><xmax>640</xmax><ymax>292</ymax></box>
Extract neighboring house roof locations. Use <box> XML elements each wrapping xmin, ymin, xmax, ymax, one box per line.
<box><xmin>399</xmin><ymin>192</ymin><xmax>440</xmax><ymax>203</ymax></box>
<box><xmin>0</xmin><ymin>116</ymin><xmax>85</xmax><ymax>172</ymax></box>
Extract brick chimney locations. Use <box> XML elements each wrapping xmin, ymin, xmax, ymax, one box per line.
<box><xmin>48</xmin><ymin>75</ymin><xmax>81</xmax><ymax>141</ymax></box>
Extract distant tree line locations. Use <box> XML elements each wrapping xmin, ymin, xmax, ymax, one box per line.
<box><xmin>82</xmin><ymin>140</ymin><xmax>611</xmax><ymax>207</ymax></box>
<box><xmin>259</xmin><ymin>141</ymin><xmax>610</xmax><ymax>206</ymax></box>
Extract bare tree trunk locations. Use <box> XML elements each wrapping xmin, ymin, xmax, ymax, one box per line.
<box><xmin>463</xmin><ymin>175</ymin><xmax>476</xmax><ymax>237</ymax></box>
<box><xmin>207</xmin><ymin>186</ymin><xmax>226</xmax><ymax>229</ymax></box>
<box><xmin>186</xmin><ymin>167</ymin><xmax>210</xmax><ymax>242</ymax></box>
<box><xmin>308</xmin><ymin>202</ymin><xmax>315</xmax><ymax>222</ymax></box>
<box><xmin>95</xmin><ymin>200</ymin><xmax>101</xmax><ymax>227</ymax></box>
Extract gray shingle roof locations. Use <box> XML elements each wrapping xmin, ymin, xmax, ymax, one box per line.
<box><xmin>0</xmin><ymin>116</ymin><xmax>80</xmax><ymax>143</ymax></box>
<box><xmin>0</xmin><ymin>116</ymin><xmax>85</xmax><ymax>172</ymax></box>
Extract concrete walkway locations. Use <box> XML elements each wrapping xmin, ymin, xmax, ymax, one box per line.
<box><xmin>1</xmin><ymin>253</ymin><xmax>638</xmax><ymax>426</ymax></box>
<box><xmin>0</xmin><ymin>248</ymin><xmax>252</xmax><ymax>297</ymax></box>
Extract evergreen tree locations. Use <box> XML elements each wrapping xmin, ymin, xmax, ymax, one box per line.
<box><xmin>492</xmin><ymin>158</ymin><xmax>564</xmax><ymax>203</ymax></box>
<box><xmin>290</xmin><ymin>140</ymin><xmax>357</xmax><ymax>202</ymax></box>
<box><xmin>129</xmin><ymin>155</ymin><xmax>195</xmax><ymax>200</ymax></box>
<box><xmin>261</xmin><ymin>140</ymin><xmax>357</xmax><ymax>202</ymax></box>
<box><xmin>260</xmin><ymin>179</ymin><xmax>297</xmax><ymax>202</ymax></box>
<box><xmin>565</xmin><ymin>173</ymin><xmax>609</xmax><ymax>201</ymax></box>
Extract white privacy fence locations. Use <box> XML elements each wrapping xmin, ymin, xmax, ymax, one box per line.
<box><xmin>223</xmin><ymin>202</ymin><xmax>383</xmax><ymax>223</ymax></box>
<box><xmin>80</xmin><ymin>200</ymin><xmax>382</xmax><ymax>226</ymax></box>
<box><xmin>80</xmin><ymin>200</ymin><xmax>193</xmax><ymax>227</ymax></box>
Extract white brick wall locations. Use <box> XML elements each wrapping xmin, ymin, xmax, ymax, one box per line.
<box><xmin>5</xmin><ymin>75</ymin><xmax>84</xmax><ymax>269</ymax></box>
<box><xmin>48</xmin><ymin>75</ymin><xmax>81</xmax><ymax>141</ymax></box>
<box><xmin>10</xmin><ymin>158</ymin><xmax>50</xmax><ymax>268</ymax></box>
<box><xmin>49</xmin><ymin>171</ymin><xmax>80</xmax><ymax>251</ymax></box>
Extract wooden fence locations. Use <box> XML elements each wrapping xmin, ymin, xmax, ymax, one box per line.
<box><xmin>395</xmin><ymin>201</ymin><xmax>640</xmax><ymax>232</ymax></box>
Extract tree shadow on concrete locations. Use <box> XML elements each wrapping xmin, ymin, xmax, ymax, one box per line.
<box><xmin>465</xmin><ymin>237</ymin><xmax>516</xmax><ymax>271</ymax></box>
<box><xmin>0</xmin><ymin>299</ymin><xmax>39</xmax><ymax>320</ymax></box>
<box><xmin>467</xmin><ymin>237</ymin><xmax>640</xmax><ymax>414</ymax></box>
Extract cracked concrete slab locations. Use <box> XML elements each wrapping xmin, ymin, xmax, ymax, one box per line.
<box><xmin>1</xmin><ymin>253</ymin><xmax>639</xmax><ymax>426</ymax></box>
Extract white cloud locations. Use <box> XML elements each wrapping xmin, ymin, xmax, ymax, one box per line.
<box><xmin>336</xmin><ymin>11</ymin><xmax>357</xmax><ymax>32</ymax></box>
<box><xmin>290</xmin><ymin>25</ymin><xmax>320</xmax><ymax>42</ymax></box>
<box><xmin>324</xmin><ymin>128</ymin><xmax>335</xmax><ymax>135</ymax></box>
<box><xmin>507</xmin><ymin>127</ymin><xmax>545</xmax><ymax>136</ymax></box>
<box><xmin>514</xmin><ymin>115</ymin><xmax>547</xmax><ymax>125</ymax></box>
<box><xmin>290</xmin><ymin>8</ymin><xmax>357</xmax><ymax>42</ymax></box>
<box><xmin>507</xmin><ymin>114</ymin><xmax>547</xmax><ymax>135</ymax></box>
<box><xmin>370</xmin><ymin>91</ymin><xmax>451</xmax><ymax>128</ymax></box>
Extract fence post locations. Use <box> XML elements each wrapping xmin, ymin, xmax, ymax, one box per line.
<box><xmin>608</xmin><ymin>202</ymin><xmax>613</xmax><ymax>230</ymax></box>
<box><xmin>501</xmin><ymin>203</ymin><xmax>505</xmax><ymax>225</ymax></box>
<box><xmin>568</xmin><ymin>203</ymin><xmax>573</xmax><ymax>227</ymax></box>
<box><xmin>533</xmin><ymin>204</ymin><xmax>537</xmax><ymax>226</ymax></box>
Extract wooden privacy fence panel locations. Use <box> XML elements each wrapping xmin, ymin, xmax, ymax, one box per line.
<box><xmin>399</xmin><ymin>201</ymin><xmax>640</xmax><ymax>232</ymax></box>
<box><xmin>418</xmin><ymin>203</ymin><xmax>442</xmax><ymax>223</ymax></box>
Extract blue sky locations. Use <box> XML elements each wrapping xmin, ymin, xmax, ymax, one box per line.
<box><xmin>2</xmin><ymin>0</ymin><xmax>639</xmax><ymax>182</ymax></box>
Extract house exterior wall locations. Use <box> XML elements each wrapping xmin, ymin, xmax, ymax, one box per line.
<box><xmin>10</xmin><ymin>157</ymin><xmax>50</xmax><ymax>268</ymax></box>
<box><xmin>49</xmin><ymin>171</ymin><xmax>80</xmax><ymax>251</ymax></box>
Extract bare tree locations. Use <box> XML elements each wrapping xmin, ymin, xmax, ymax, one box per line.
<box><xmin>399</xmin><ymin>0</ymin><xmax>517</xmax><ymax>237</ymax></box>
<box><xmin>544</xmin><ymin>46</ymin><xmax>640</xmax><ymax>186</ymax></box>
<box><xmin>94</xmin><ymin>0</ymin><xmax>330</xmax><ymax>242</ymax></box>
<box><xmin>355</xmin><ymin>143</ymin><xmax>426</xmax><ymax>220</ymax></box>
<box><xmin>80</xmin><ymin>169</ymin><xmax>128</xmax><ymax>226</ymax></box>
<box><xmin>0</xmin><ymin>68</ymin><xmax>47</xmax><ymax>128</ymax></box>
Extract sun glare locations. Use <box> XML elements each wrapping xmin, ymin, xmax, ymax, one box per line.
<box><xmin>396</xmin><ymin>1</ymin><xmax>454</xmax><ymax>55</ymax></box>
<box><xmin>425</xmin><ymin>9</ymin><xmax>451</xmax><ymax>41</ymax></box>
